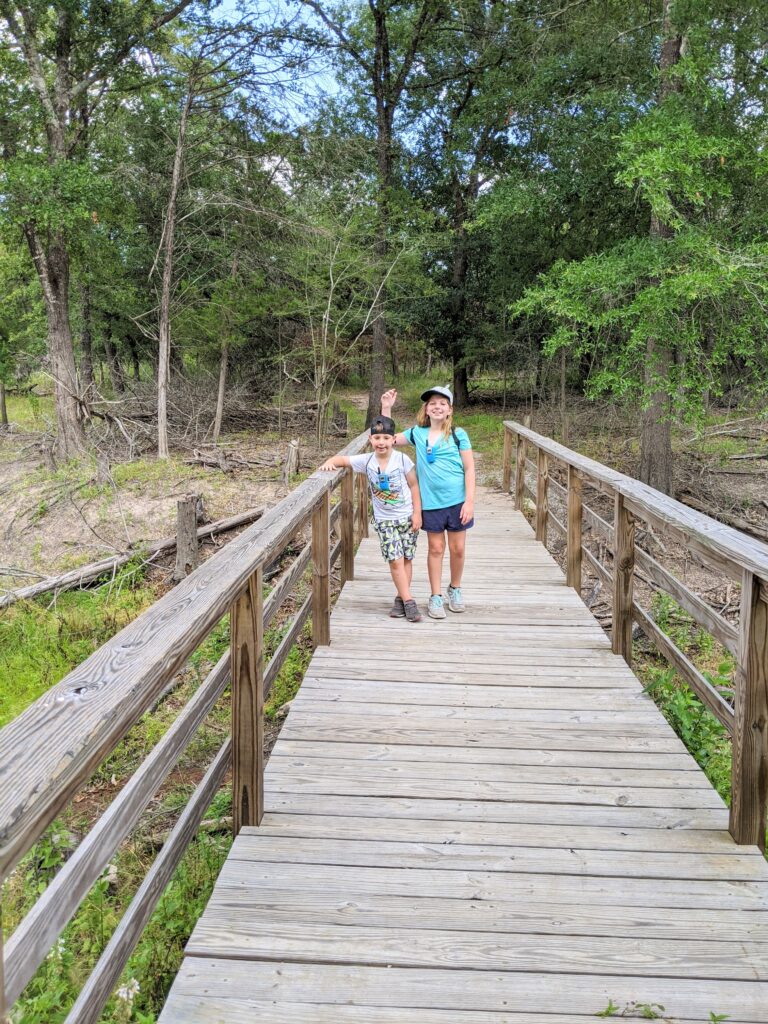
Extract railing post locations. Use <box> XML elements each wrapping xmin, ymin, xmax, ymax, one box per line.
<box><xmin>514</xmin><ymin>432</ymin><xmax>526</xmax><ymax>511</ymax></box>
<box><xmin>355</xmin><ymin>472</ymin><xmax>369</xmax><ymax>541</ymax></box>
<box><xmin>535</xmin><ymin>447</ymin><xmax>548</xmax><ymax>544</ymax></box>
<box><xmin>1</xmin><ymin>924</ymin><xmax>6</xmax><ymax>1022</ymax></box>
<box><xmin>340</xmin><ymin>468</ymin><xmax>355</xmax><ymax>583</ymax></box>
<box><xmin>611</xmin><ymin>492</ymin><xmax>635</xmax><ymax>665</ymax></box>
<box><xmin>566</xmin><ymin>465</ymin><xmax>582</xmax><ymax>594</ymax></box>
<box><xmin>231</xmin><ymin>567</ymin><xmax>264</xmax><ymax>834</ymax></box>
<box><xmin>729</xmin><ymin>571</ymin><xmax>768</xmax><ymax>850</ymax></box>
<box><xmin>502</xmin><ymin>427</ymin><xmax>513</xmax><ymax>494</ymax></box>
<box><xmin>312</xmin><ymin>490</ymin><xmax>331</xmax><ymax>647</ymax></box>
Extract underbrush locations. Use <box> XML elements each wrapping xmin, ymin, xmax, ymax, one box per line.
<box><xmin>634</xmin><ymin>593</ymin><xmax>734</xmax><ymax>803</ymax></box>
<box><xmin>0</xmin><ymin>561</ymin><xmax>156</xmax><ymax>727</ymax></box>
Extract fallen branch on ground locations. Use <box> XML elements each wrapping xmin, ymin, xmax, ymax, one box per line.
<box><xmin>0</xmin><ymin>505</ymin><xmax>265</xmax><ymax>609</ymax></box>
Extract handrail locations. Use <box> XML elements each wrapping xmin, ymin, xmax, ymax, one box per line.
<box><xmin>502</xmin><ymin>420</ymin><xmax>768</xmax><ymax>852</ymax></box>
<box><xmin>0</xmin><ymin>430</ymin><xmax>369</xmax><ymax>1017</ymax></box>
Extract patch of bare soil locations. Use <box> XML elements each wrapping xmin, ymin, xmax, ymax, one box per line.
<box><xmin>0</xmin><ymin>428</ymin><xmax>346</xmax><ymax>588</ymax></box>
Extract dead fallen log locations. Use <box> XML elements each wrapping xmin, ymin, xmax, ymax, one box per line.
<box><xmin>0</xmin><ymin>505</ymin><xmax>265</xmax><ymax>609</ymax></box>
<box><xmin>679</xmin><ymin>492</ymin><xmax>768</xmax><ymax>543</ymax></box>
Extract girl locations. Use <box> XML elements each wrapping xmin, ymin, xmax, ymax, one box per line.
<box><xmin>380</xmin><ymin>386</ymin><xmax>475</xmax><ymax>619</ymax></box>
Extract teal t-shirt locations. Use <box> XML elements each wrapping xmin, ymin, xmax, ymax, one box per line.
<box><xmin>404</xmin><ymin>425</ymin><xmax>471</xmax><ymax>510</ymax></box>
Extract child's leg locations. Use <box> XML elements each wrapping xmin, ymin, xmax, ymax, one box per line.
<box><xmin>388</xmin><ymin>556</ymin><xmax>413</xmax><ymax>601</ymax></box>
<box><xmin>404</xmin><ymin>557</ymin><xmax>413</xmax><ymax>588</ymax></box>
<box><xmin>447</xmin><ymin>530</ymin><xmax>467</xmax><ymax>588</ymax></box>
<box><xmin>427</xmin><ymin>531</ymin><xmax>446</xmax><ymax>595</ymax></box>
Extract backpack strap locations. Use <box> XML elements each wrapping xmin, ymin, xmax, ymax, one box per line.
<box><xmin>451</xmin><ymin>426</ymin><xmax>460</xmax><ymax>448</ymax></box>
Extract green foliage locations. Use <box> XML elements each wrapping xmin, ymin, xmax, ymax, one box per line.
<box><xmin>0</xmin><ymin>562</ymin><xmax>155</xmax><ymax>727</ymax></box>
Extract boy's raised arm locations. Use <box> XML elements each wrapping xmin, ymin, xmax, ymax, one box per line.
<box><xmin>319</xmin><ymin>454</ymin><xmax>352</xmax><ymax>472</ymax></box>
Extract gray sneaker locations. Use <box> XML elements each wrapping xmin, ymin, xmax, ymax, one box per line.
<box><xmin>404</xmin><ymin>599</ymin><xmax>422</xmax><ymax>623</ymax></box>
<box><xmin>389</xmin><ymin>596</ymin><xmax>405</xmax><ymax>618</ymax></box>
<box><xmin>447</xmin><ymin>585</ymin><xmax>466</xmax><ymax>613</ymax></box>
<box><xmin>428</xmin><ymin>594</ymin><xmax>446</xmax><ymax>619</ymax></box>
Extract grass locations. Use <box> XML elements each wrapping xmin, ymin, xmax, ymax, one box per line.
<box><xmin>0</xmin><ymin>561</ymin><xmax>157</xmax><ymax>727</ymax></box>
<box><xmin>4</xmin><ymin>391</ymin><xmax>55</xmax><ymax>431</ymax></box>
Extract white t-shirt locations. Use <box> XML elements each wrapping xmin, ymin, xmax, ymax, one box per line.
<box><xmin>348</xmin><ymin>450</ymin><xmax>415</xmax><ymax>522</ymax></box>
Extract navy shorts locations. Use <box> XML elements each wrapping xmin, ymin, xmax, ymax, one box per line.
<box><xmin>422</xmin><ymin>502</ymin><xmax>474</xmax><ymax>533</ymax></box>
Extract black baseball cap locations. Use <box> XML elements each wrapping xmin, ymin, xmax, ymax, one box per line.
<box><xmin>369</xmin><ymin>415</ymin><xmax>396</xmax><ymax>436</ymax></box>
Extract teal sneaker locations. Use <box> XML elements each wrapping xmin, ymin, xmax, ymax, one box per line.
<box><xmin>447</xmin><ymin>585</ymin><xmax>465</xmax><ymax>613</ymax></box>
<box><xmin>428</xmin><ymin>594</ymin><xmax>446</xmax><ymax>619</ymax></box>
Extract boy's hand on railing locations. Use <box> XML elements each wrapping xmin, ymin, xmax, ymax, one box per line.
<box><xmin>411</xmin><ymin>511</ymin><xmax>422</xmax><ymax>532</ymax></box>
<box><xmin>319</xmin><ymin>460</ymin><xmax>338</xmax><ymax>472</ymax></box>
<box><xmin>381</xmin><ymin>389</ymin><xmax>397</xmax><ymax>414</ymax></box>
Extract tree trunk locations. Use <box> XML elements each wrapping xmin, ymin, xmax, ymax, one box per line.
<box><xmin>158</xmin><ymin>91</ymin><xmax>192</xmax><ymax>459</ymax></box>
<box><xmin>103</xmin><ymin>330</ymin><xmax>125</xmax><ymax>395</ymax></box>
<box><xmin>0</xmin><ymin>379</ymin><xmax>8</xmax><ymax>426</ymax></box>
<box><xmin>24</xmin><ymin>227</ymin><xmax>86</xmax><ymax>458</ymax></box>
<box><xmin>128</xmin><ymin>335</ymin><xmax>141</xmax><ymax>380</ymax></box>
<box><xmin>212</xmin><ymin>339</ymin><xmax>228</xmax><ymax>443</ymax></box>
<box><xmin>79</xmin><ymin>284</ymin><xmax>95</xmax><ymax>395</ymax></box>
<box><xmin>452</xmin><ymin>361</ymin><xmax>470</xmax><ymax>408</ymax></box>
<box><xmin>638</xmin><ymin>0</ymin><xmax>682</xmax><ymax>496</ymax></box>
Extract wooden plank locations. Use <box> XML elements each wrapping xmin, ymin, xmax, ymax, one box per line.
<box><xmin>271</xmin><ymin>739</ymin><xmax>699</xmax><ymax>771</ymax></box>
<box><xmin>730</xmin><ymin>570</ymin><xmax>768</xmax><ymax>849</ymax></box>
<box><xmin>514</xmin><ymin>431</ymin><xmax>526</xmax><ymax>511</ymax></box>
<box><xmin>265</xmin><ymin>754</ymin><xmax>710</xmax><ymax>791</ymax></box>
<box><xmin>267</xmin><ymin>791</ymin><xmax>729</xmax><ymax>831</ymax></box>
<box><xmin>160</xmin><ymin>958</ymin><xmax>768</xmax><ymax>1019</ymax></box>
<box><xmin>0</xmin><ymin>432</ymin><xmax>368</xmax><ymax>878</ymax></box>
<box><xmin>566</xmin><ymin>465</ymin><xmax>582</xmax><ymax>593</ymax></box>
<box><xmin>502</xmin><ymin>426</ymin><xmax>513</xmax><ymax>493</ymax></box>
<box><xmin>186</xmin><ymin>914</ymin><xmax>768</xmax><ymax>980</ymax></box>
<box><xmin>312</xmin><ymin>491</ymin><xmax>331</xmax><ymax>647</ymax></box>
<box><xmin>63</xmin><ymin>742</ymin><xmax>231</xmax><ymax>1024</ymax></box>
<box><xmin>340</xmin><ymin>468</ymin><xmax>355</xmax><ymax>583</ymax></box>
<box><xmin>3</xmin><ymin>652</ymin><xmax>230</xmax><ymax>1008</ymax></box>
<box><xmin>612</xmin><ymin>492</ymin><xmax>635</xmax><ymax>664</ymax></box>
<box><xmin>265</xmin><ymin>771</ymin><xmax>723</xmax><ymax>809</ymax></box>
<box><xmin>536</xmin><ymin>448</ymin><xmax>548</xmax><ymax>544</ymax></box>
<box><xmin>216</xmin><ymin>854</ymin><xmax>766</xmax><ymax>909</ymax></box>
<box><xmin>231</xmin><ymin>568</ymin><xmax>264</xmax><ymax>832</ymax></box>
<box><xmin>160</xmin><ymin>996</ymin><xmax>759</xmax><ymax>1024</ymax></box>
<box><xmin>356</xmin><ymin>470</ymin><xmax>369</xmax><ymax>540</ymax></box>
<box><xmin>285</xmin><ymin>702</ymin><xmax>669</xmax><ymax>726</ymax></box>
<box><xmin>244</xmin><ymin>810</ymin><xmax>741</xmax><ymax>854</ymax></box>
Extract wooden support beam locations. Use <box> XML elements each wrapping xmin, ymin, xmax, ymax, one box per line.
<box><xmin>730</xmin><ymin>571</ymin><xmax>768</xmax><ymax>850</ymax></box>
<box><xmin>612</xmin><ymin>492</ymin><xmax>635</xmax><ymax>665</ymax></box>
<box><xmin>566</xmin><ymin>465</ymin><xmax>582</xmax><ymax>594</ymax></box>
<box><xmin>231</xmin><ymin>568</ymin><xmax>264</xmax><ymax>833</ymax></box>
<box><xmin>340</xmin><ymin>469</ymin><xmax>355</xmax><ymax>584</ymax></box>
<box><xmin>355</xmin><ymin>472</ymin><xmax>369</xmax><ymax>541</ymax></box>
<box><xmin>1</xmin><ymin>925</ymin><xmax>6</xmax><ymax>1023</ymax></box>
<box><xmin>173</xmin><ymin>494</ymin><xmax>200</xmax><ymax>582</ymax></box>
<box><xmin>312</xmin><ymin>491</ymin><xmax>331</xmax><ymax>647</ymax></box>
<box><xmin>535</xmin><ymin>448</ymin><xmax>548</xmax><ymax>544</ymax></box>
<box><xmin>514</xmin><ymin>433</ymin><xmax>526</xmax><ymax>511</ymax></box>
<box><xmin>502</xmin><ymin>428</ymin><xmax>513</xmax><ymax>494</ymax></box>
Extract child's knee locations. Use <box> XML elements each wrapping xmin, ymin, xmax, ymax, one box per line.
<box><xmin>428</xmin><ymin>534</ymin><xmax>446</xmax><ymax>554</ymax></box>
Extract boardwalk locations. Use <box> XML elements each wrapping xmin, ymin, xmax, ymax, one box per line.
<box><xmin>160</xmin><ymin>487</ymin><xmax>768</xmax><ymax>1023</ymax></box>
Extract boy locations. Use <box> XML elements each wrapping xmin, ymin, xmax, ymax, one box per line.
<box><xmin>319</xmin><ymin>415</ymin><xmax>423</xmax><ymax>622</ymax></box>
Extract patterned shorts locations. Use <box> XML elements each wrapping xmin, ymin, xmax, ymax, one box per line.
<box><xmin>372</xmin><ymin>518</ymin><xmax>419</xmax><ymax>562</ymax></box>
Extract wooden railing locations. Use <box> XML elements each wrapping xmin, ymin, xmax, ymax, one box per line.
<box><xmin>0</xmin><ymin>432</ymin><xmax>370</xmax><ymax>1020</ymax></box>
<box><xmin>502</xmin><ymin>421</ymin><xmax>768</xmax><ymax>852</ymax></box>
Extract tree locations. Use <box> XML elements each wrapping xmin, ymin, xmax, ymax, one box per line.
<box><xmin>0</xmin><ymin>0</ymin><xmax>194</xmax><ymax>457</ymax></box>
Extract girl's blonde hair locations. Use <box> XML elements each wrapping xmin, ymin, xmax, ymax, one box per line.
<box><xmin>417</xmin><ymin>401</ymin><xmax>454</xmax><ymax>440</ymax></box>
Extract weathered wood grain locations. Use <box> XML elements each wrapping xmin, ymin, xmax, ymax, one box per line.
<box><xmin>535</xmin><ymin>447</ymin><xmax>548</xmax><ymax>544</ymax></box>
<box><xmin>730</xmin><ymin>570</ymin><xmax>768</xmax><ymax>849</ymax></box>
<box><xmin>4</xmin><ymin>652</ymin><xmax>230</xmax><ymax>1007</ymax></box>
<box><xmin>502</xmin><ymin>426</ymin><xmax>513</xmax><ymax>494</ymax></box>
<box><xmin>312</xmin><ymin>491</ymin><xmax>331</xmax><ymax>647</ymax></box>
<box><xmin>612</xmin><ymin>492</ymin><xmax>635</xmax><ymax>665</ymax></box>
<box><xmin>566</xmin><ymin>464</ymin><xmax>582</xmax><ymax>593</ymax></box>
<box><xmin>515</xmin><ymin>430</ymin><xmax>526</xmax><ymax>511</ymax></box>
<box><xmin>340</xmin><ymin>468</ymin><xmax>355</xmax><ymax>583</ymax></box>
<box><xmin>231</xmin><ymin>568</ymin><xmax>264</xmax><ymax>832</ymax></box>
